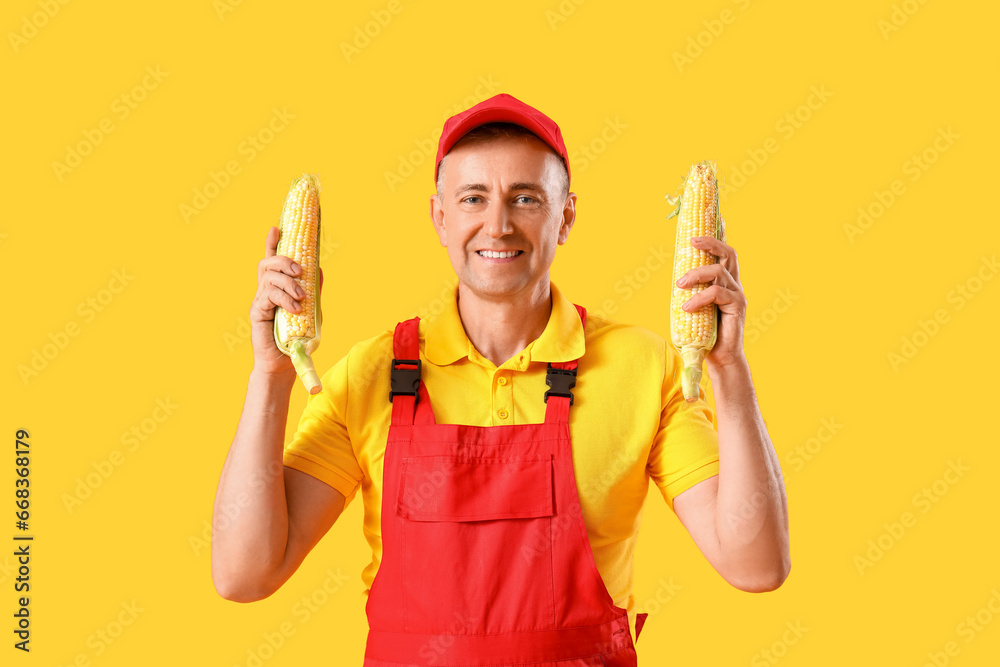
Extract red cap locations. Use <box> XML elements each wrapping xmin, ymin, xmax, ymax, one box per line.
<box><xmin>434</xmin><ymin>93</ymin><xmax>570</xmax><ymax>184</ymax></box>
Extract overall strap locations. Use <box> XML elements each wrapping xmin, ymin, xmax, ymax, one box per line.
<box><xmin>543</xmin><ymin>304</ymin><xmax>587</xmax><ymax>424</ymax></box>
<box><xmin>390</xmin><ymin>318</ymin><xmax>435</xmax><ymax>426</ymax></box>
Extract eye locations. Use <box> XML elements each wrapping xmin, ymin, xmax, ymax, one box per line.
<box><xmin>514</xmin><ymin>195</ymin><xmax>537</xmax><ymax>204</ymax></box>
<box><xmin>461</xmin><ymin>195</ymin><xmax>485</xmax><ymax>205</ymax></box>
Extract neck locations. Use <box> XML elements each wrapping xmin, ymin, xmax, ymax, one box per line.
<box><xmin>456</xmin><ymin>279</ymin><xmax>553</xmax><ymax>368</ymax></box>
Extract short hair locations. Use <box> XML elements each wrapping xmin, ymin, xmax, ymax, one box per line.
<box><xmin>436</xmin><ymin>122</ymin><xmax>570</xmax><ymax>198</ymax></box>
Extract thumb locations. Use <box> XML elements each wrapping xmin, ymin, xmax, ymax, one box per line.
<box><xmin>264</xmin><ymin>225</ymin><xmax>280</xmax><ymax>258</ymax></box>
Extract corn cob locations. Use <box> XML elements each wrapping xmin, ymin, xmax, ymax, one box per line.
<box><xmin>274</xmin><ymin>173</ymin><xmax>323</xmax><ymax>394</ymax></box>
<box><xmin>666</xmin><ymin>161</ymin><xmax>725</xmax><ymax>402</ymax></box>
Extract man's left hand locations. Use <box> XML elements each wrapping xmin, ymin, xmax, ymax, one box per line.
<box><xmin>675</xmin><ymin>235</ymin><xmax>747</xmax><ymax>369</ymax></box>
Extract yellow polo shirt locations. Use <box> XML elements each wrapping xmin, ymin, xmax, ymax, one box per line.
<box><xmin>282</xmin><ymin>281</ymin><xmax>720</xmax><ymax>636</ymax></box>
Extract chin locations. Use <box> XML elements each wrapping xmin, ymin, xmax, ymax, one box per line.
<box><xmin>460</xmin><ymin>275</ymin><xmax>528</xmax><ymax>299</ymax></box>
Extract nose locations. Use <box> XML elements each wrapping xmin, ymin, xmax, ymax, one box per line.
<box><xmin>482</xmin><ymin>201</ymin><xmax>513</xmax><ymax>239</ymax></box>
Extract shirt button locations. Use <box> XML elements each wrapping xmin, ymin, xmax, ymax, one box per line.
<box><xmin>497</xmin><ymin>409</ymin><xmax>509</xmax><ymax>420</ymax></box>
<box><xmin>497</xmin><ymin>376</ymin><xmax>508</xmax><ymax>386</ymax></box>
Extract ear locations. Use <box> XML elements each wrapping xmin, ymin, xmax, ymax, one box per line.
<box><xmin>557</xmin><ymin>192</ymin><xmax>577</xmax><ymax>245</ymax></box>
<box><xmin>429</xmin><ymin>194</ymin><xmax>447</xmax><ymax>247</ymax></box>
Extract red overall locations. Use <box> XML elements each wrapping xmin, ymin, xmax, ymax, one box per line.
<box><xmin>363</xmin><ymin>304</ymin><xmax>648</xmax><ymax>666</ymax></box>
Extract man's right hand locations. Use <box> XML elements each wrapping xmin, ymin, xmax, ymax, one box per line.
<box><xmin>250</xmin><ymin>225</ymin><xmax>323</xmax><ymax>377</ymax></box>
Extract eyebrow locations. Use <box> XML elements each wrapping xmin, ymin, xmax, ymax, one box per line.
<box><xmin>454</xmin><ymin>182</ymin><xmax>543</xmax><ymax>195</ymax></box>
<box><xmin>455</xmin><ymin>183</ymin><xmax>489</xmax><ymax>195</ymax></box>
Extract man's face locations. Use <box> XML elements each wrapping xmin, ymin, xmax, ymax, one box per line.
<box><xmin>430</xmin><ymin>134</ymin><xmax>575</xmax><ymax>301</ymax></box>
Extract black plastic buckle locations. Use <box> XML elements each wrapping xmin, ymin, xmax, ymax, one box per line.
<box><xmin>390</xmin><ymin>358</ymin><xmax>421</xmax><ymax>404</ymax></box>
<box><xmin>543</xmin><ymin>364</ymin><xmax>577</xmax><ymax>405</ymax></box>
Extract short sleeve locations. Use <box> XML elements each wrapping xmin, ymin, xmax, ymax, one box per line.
<box><xmin>282</xmin><ymin>347</ymin><xmax>364</xmax><ymax>506</ymax></box>
<box><xmin>647</xmin><ymin>343</ymin><xmax>720</xmax><ymax>511</ymax></box>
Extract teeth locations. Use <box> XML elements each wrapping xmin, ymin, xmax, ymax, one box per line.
<box><xmin>478</xmin><ymin>250</ymin><xmax>520</xmax><ymax>258</ymax></box>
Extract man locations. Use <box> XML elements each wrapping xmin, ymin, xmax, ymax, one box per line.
<box><xmin>212</xmin><ymin>94</ymin><xmax>789</xmax><ymax>665</ymax></box>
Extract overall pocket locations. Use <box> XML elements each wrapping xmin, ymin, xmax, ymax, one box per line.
<box><xmin>396</xmin><ymin>455</ymin><xmax>556</xmax><ymax>634</ymax></box>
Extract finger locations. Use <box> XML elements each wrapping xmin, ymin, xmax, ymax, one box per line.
<box><xmin>258</xmin><ymin>282</ymin><xmax>302</xmax><ymax>316</ymax></box>
<box><xmin>258</xmin><ymin>254</ymin><xmax>302</xmax><ymax>283</ymax></box>
<box><xmin>250</xmin><ymin>290</ymin><xmax>281</xmax><ymax>324</ymax></box>
<box><xmin>681</xmin><ymin>284</ymin><xmax>743</xmax><ymax>313</ymax></box>
<box><xmin>691</xmin><ymin>236</ymin><xmax>740</xmax><ymax>284</ymax></box>
<box><xmin>258</xmin><ymin>227</ymin><xmax>287</xmax><ymax>283</ymax></box>
<box><xmin>676</xmin><ymin>263</ymin><xmax>735</xmax><ymax>290</ymax></box>
<box><xmin>319</xmin><ymin>267</ymin><xmax>324</xmax><ymax>292</ymax></box>
<box><xmin>252</xmin><ymin>268</ymin><xmax>305</xmax><ymax>319</ymax></box>
<box><xmin>266</xmin><ymin>269</ymin><xmax>307</xmax><ymax>302</ymax></box>
<box><xmin>265</xmin><ymin>226</ymin><xmax>280</xmax><ymax>258</ymax></box>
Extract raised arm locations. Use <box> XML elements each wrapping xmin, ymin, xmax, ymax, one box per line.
<box><xmin>211</xmin><ymin>226</ymin><xmax>346</xmax><ymax>602</ymax></box>
<box><xmin>670</xmin><ymin>234</ymin><xmax>790</xmax><ymax>592</ymax></box>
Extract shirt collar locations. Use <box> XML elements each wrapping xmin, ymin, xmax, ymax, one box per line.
<box><xmin>424</xmin><ymin>281</ymin><xmax>585</xmax><ymax>368</ymax></box>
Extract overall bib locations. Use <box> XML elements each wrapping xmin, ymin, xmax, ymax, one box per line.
<box><xmin>364</xmin><ymin>304</ymin><xmax>648</xmax><ymax>666</ymax></box>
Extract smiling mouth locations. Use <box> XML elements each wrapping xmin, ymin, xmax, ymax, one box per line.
<box><xmin>477</xmin><ymin>250</ymin><xmax>523</xmax><ymax>259</ymax></box>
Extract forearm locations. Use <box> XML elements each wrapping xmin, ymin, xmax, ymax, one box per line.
<box><xmin>707</xmin><ymin>357</ymin><xmax>790</xmax><ymax>589</ymax></box>
<box><xmin>212</xmin><ymin>368</ymin><xmax>297</xmax><ymax>598</ymax></box>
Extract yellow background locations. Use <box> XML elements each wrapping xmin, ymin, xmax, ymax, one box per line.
<box><xmin>3</xmin><ymin>0</ymin><xmax>999</xmax><ymax>665</ymax></box>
